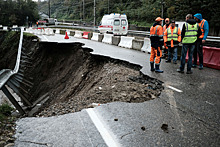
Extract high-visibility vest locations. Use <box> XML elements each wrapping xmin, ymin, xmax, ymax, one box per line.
<box><xmin>150</xmin><ymin>25</ymin><xmax>163</xmax><ymax>37</ymax></box>
<box><xmin>167</xmin><ymin>27</ymin><xmax>178</xmax><ymax>41</ymax></box>
<box><xmin>198</xmin><ymin>19</ymin><xmax>206</xmax><ymax>39</ymax></box>
<box><xmin>182</xmin><ymin>23</ymin><xmax>198</xmax><ymax>44</ymax></box>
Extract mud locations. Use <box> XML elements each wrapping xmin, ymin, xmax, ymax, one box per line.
<box><xmin>0</xmin><ymin>31</ymin><xmax>164</xmax><ymax>117</ymax></box>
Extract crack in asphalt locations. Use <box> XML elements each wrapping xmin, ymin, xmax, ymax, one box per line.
<box><xmin>120</xmin><ymin>132</ymin><xmax>133</xmax><ymax>139</ymax></box>
<box><xmin>19</xmin><ymin>140</ymin><xmax>53</xmax><ymax>146</ymax></box>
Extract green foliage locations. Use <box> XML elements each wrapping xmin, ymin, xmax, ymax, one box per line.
<box><xmin>0</xmin><ymin>0</ymin><xmax>39</xmax><ymax>26</ymax></box>
<box><xmin>37</xmin><ymin>0</ymin><xmax>219</xmax><ymax>28</ymax></box>
<box><xmin>0</xmin><ymin>103</ymin><xmax>14</xmax><ymax>116</ymax></box>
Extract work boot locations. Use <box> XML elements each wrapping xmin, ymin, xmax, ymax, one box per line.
<box><xmin>186</xmin><ymin>70</ymin><xmax>193</xmax><ymax>74</ymax></box>
<box><xmin>199</xmin><ymin>65</ymin><xmax>203</xmax><ymax>70</ymax></box>
<box><xmin>192</xmin><ymin>64</ymin><xmax>197</xmax><ymax>68</ymax></box>
<box><xmin>150</xmin><ymin>62</ymin><xmax>155</xmax><ymax>71</ymax></box>
<box><xmin>155</xmin><ymin>64</ymin><xmax>163</xmax><ymax>73</ymax></box>
<box><xmin>177</xmin><ymin>69</ymin><xmax>184</xmax><ymax>73</ymax></box>
<box><xmin>165</xmin><ymin>59</ymin><xmax>171</xmax><ymax>63</ymax></box>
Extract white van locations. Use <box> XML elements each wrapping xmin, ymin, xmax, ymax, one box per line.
<box><xmin>98</xmin><ymin>13</ymin><xmax>128</xmax><ymax>35</ymax></box>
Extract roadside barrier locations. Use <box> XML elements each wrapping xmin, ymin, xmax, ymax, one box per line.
<box><xmin>55</xmin><ymin>29</ymin><xmax>60</xmax><ymax>34</ymax></box>
<box><xmin>45</xmin><ymin>28</ymin><xmax>50</xmax><ymax>35</ymax></box>
<box><xmin>141</xmin><ymin>38</ymin><xmax>151</xmax><ymax>53</ymax></box>
<box><xmin>42</xmin><ymin>28</ymin><xmax>46</xmax><ymax>35</ymax></box>
<box><xmin>28</xmin><ymin>28</ymin><xmax>33</xmax><ymax>34</ymax></box>
<box><xmin>186</xmin><ymin>46</ymin><xmax>220</xmax><ymax>70</ymax></box>
<box><xmin>118</xmin><ymin>36</ymin><xmax>135</xmax><ymax>49</ymax></box>
<box><xmin>32</xmin><ymin>28</ymin><xmax>36</xmax><ymax>34</ymax></box>
<box><xmin>49</xmin><ymin>28</ymin><xmax>55</xmax><ymax>35</ymax></box>
<box><xmin>203</xmin><ymin>46</ymin><xmax>220</xmax><ymax>70</ymax></box>
<box><xmin>74</xmin><ymin>31</ymin><xmax>83</xmax><ymax>38</ymax></box>
<box><xmin>83</xmin><ymin>32</ymin><xmax>91</xmax><ymax>39</ymax></box>
<box><xmin>12</xmin><ymin>25</ymin><xmax>18</xmax><ymax>28</ymax></box>
<box><xmin>66</xmin><ymin>30</ymin><xmax>71</xmax><ymax>35</ymax></box>
<box><xmin>91</xmin><ymin>32</ymin><xmax>99</xmax><ymax>41</ymax></box>
<box><xmin>37</xmin><ymin>28</ymin><xmax>42</xmax><ymax>35</ymax></box>
<box><xmin>132</xmin><ymin>39</ymin><xmax>144</xmax><ymax>51</ymax></box>
<box><xmin>102</xmin><ymin>33</ymin><xmax>113</xmax><ymax>44</ymax></box>
<box><xmin>3</xmin><ymin>26</ymin><xmax>7</xmax><ymax>30</ymax></box>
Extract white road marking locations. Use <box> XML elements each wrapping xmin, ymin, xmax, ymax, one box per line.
<box><xmin>167</xmin><ymin>85</ymin><xmax>183</xmax><ymax>93</ymax></box>
<box><xmin>86</xmin><ymin>108</ymin><xmax>120</xmax><ymax>147</ymax></box>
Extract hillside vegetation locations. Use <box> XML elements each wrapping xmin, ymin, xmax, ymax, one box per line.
<box><xmin>38</xmin><ymin>0</ymin><xmax>219</xmax><ymax>28</ymax></box>
<box><xmin>0</xmin><ymin>0</ymin><xmax>39</xmax><ymax>26</ymax></box>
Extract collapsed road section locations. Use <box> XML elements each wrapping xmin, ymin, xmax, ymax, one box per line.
<box><xmin>0</xmin><ymin>31</ymin><xmax>164</xmax><ymax>117</ymax></box>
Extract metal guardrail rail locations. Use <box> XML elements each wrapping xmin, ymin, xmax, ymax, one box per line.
<box><xmin>0</xmin><ymin>29</ymin><xmax>33</xmax><ymax>115</ymax></box>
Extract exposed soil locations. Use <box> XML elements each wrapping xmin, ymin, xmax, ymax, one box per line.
<box><xmin>29</xmin><ymin>42</ymin><xmax>164</xmax><ymax>117</ymax></box>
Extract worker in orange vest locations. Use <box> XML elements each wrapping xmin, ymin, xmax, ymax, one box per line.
<box><xmin>36</xmin><ymin>21</ymin><xmax>39</xmax><ymax>27</ymax></box>
<box><xmin>164</xmin><ymin>20</ymin><xmax>181</xmax><ymax>64</ymax></box>
<box><xmin>149</xmin><ymin>17</ymin><xmax>164</xmax><ymax>73</ymax></box>
<box><xmin>162</xmin><ymin>18</ymin><xmax>170</xmax><ymax>58</ymax></box>
<box><xmin>192</xmin><ymin>13</ymin><xmax>209</xmax><ymax>69</ymax></box>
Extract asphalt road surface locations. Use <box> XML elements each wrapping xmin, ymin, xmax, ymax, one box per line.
<box><xmin>14</xmin><ymin>33</ymin><xmax>220</xmax><ymax>147</ymax></box>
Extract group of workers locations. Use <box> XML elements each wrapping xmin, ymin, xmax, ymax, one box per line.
<box><xmin>149</xmin><ymin>13</ymin><xmax>209</xmax><ymax>74</ymax></box>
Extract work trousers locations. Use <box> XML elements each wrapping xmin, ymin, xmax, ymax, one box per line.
<box><xmin>167</xmin><ymin>46</ymin><xmax>178</xmax><ymax>62</ymax></box>
<box><xmin>150</xmin><ymin>46</ymin><xmax>162</xmax><ymax>64</ymax></box>
<box><xmin>180</xmin><ymin>44</ymin><xmax>195</xmax><ymax>71</ymax></box>
<box><xmin>193</xmin><ymin>39</ymin><xmax>203</xmax><ymax>66</ymax></box>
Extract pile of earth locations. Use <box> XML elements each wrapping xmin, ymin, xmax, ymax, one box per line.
<box><xmin>0</xmin><ymin>31</ymin><xmax>164</xmax><ymax>118</ymax></box>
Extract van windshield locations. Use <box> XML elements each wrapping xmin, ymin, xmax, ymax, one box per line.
<box><xmin>114</xmin><ymin>19</ymin><xmax>120</xmax><ymax>26</ymax></box>
<box><xmin>121</xmin><ymin>19</ymin><xmax>127</xmax><ymax>26</ymax></box>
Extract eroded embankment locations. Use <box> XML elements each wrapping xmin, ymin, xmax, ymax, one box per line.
<box><xmin>0</xmin><ymin>31</ymin><xmax>164</xmax><ymax>117</ymax></box>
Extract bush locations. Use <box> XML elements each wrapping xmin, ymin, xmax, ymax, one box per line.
<box><xmin>0</xmin><ymin>104</ymin><xmax>14</xmax><ymax>116</ymax></box>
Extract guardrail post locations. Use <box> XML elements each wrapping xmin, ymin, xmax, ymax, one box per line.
<box><xmin>1</xmin><ymin>85</ymin><xmax>25</xmax><ymax>115</ymax></box>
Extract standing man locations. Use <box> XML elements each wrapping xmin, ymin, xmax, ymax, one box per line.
<box><xmin>149</xmin><ymin>17</ymin><xmax>164</xmax><ymax>73</ymax></box>
<box><xmin>192</xmin><ymin>13</ymin><xmax>209</xmax><ymax>69</ymax></box>
<box><xmin>162</xmin><ymin>18</ymin><xmax>170</xmax><ymax>58</ymax></box>
<box><xmin>177</xmin><ymin>14</ymin><xmax>201</xmax><ymax>74</ymax></box>
<box><xmin>164</xmin><ymin>20</ymin><xmax>181</xmax><ymax>64</ymax></box>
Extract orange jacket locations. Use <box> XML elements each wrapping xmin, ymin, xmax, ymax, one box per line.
<box><xmin>164</xmin><ymin>26</ymin><xmax>181</xmax><ymax>48</ymax></box>
<box><xmin>150</xmin><ymin>25</ymin><xmax>163</xmax><ymax>37</ymax></box>
<box><xmin>198</xmin><ymin>19</ymin><xmax>206</xmax><ymax>39</ymax></box>
<box><xmin>150</xmin><ymin>24</ymin><xmax>163</xmax><ymax>48</ymax></box>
